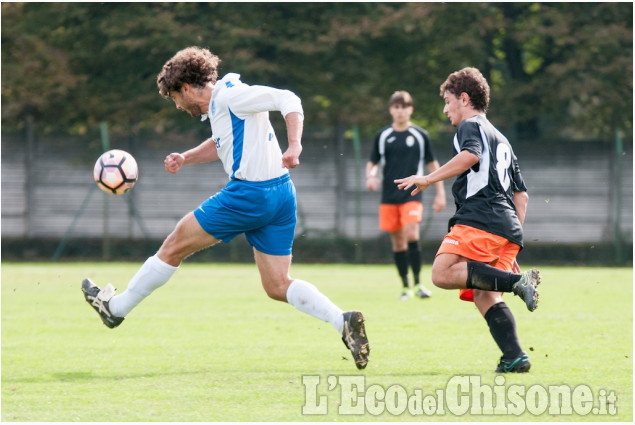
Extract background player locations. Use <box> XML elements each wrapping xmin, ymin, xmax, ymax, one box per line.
<box><xmin>395</xmin><ymin>67</ymin><xmax>540</xmax><ymax>372</ymax></box>
<box><xmin>81</xmin><ymin>46</ymin><xmax>370</xmax><ymax>370</ymax></box>
<box><xmin>366</xmin><ymin>91</ymin><xmax>446</xmax><ymax>300</ymax></box>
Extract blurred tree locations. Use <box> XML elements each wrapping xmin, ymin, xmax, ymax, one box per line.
<box><xmin>1</xmin><ymin>2</ymin><xmax>631</xmax><ymax>142</ymax></box>
<box><xmin>1</xmin><ymin>3</ymin><xmax>86</xmax><ymax>134</ymax></box>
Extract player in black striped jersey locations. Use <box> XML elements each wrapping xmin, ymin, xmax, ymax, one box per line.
<box><xmin>366</xmin><ymin>91</ymin><xmax>446</xmax><ymax>300</ymax></box>
<box><xmin>395</xmin><ymin>68</ymin><xmax>541</xmax><ymax>372</ymax></box>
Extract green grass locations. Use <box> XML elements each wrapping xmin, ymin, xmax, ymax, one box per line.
<box><xmin>1</xmin><ymin>262</ymin><xmax>632</xmax><ymax>421</ymax></box>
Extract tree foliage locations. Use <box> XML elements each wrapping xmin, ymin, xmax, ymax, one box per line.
<box><xmin>1</xmin><ymin>2</ymin><xmax>632</xmax><ymax>141</ymax></box>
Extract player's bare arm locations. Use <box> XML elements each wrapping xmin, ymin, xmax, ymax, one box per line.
<box><xmin>281</xmin><ymin>112</ymin><xmax>303</xmax><ymax>169</ymax></box>
<box><xmin>395</xmin><ymin>150</ymin><xmax>479</xmax><ymax>195</ymax></box>
<box><xmin>426</xmin><ymin>160</ymin><xmax>447</xmax><ymax>213</ymax></box>
<box><xmin>513</xmin><ymin>190</ymin><xmax>529</xmax><ymax>225</ymax></box>
<box><xmin>164</xmin><ymin>137</ymin><xmax>220</xmax><ymax>174</ymax></box>
<box><xmin>365</xmin><ymin>161</ymin><xmax>380</xmax><ymax>191</ymax></box>
<box><xmin>511</xmin><ymin>190</ymin><xmax>529</xmax><ymax>274</ymax></box>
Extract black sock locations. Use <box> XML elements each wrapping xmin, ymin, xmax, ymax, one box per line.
<box><xmin>407</xmin><ymin>241</ymin><xmax>421</xmax><ymax>285</ymax></box>
<box><xmin>466</xmin><ymin>261</ymin><xmax>521</xmax><ymax>292</ymax></box>
<box><xmin>484</xmin><ymin>302</ymin><xmax>522</xmax><ymax>359</ymax></box>
<box><xmin>394</xmin><ymin>250</ymin><xmax>409</xmax><ymax>288</ymax></box>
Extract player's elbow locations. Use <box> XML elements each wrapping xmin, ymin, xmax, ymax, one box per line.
<box><xmin>281</xmin><ymin>93</ymin><xmax>304</xmax><ymax>118</ymax></box>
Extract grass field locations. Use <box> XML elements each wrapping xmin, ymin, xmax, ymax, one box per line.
<box><xmin>1</xmin><ymin>262</ymin><xmax>632</xmax><ymax>421</ymax></box>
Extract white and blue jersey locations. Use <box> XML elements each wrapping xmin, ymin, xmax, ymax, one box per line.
<box><xmin>194</xmin><ymin>73</ymin><xmax>303</xmax><ymax>256</ymax></box>
<box><xmin>207</xmin><ymin>73</ymin><xmax>303</xmax><ymax>181</ymax></box>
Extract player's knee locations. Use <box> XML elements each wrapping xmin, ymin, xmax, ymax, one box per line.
<box><xmin>259</xmin><ymin>275</ymin><xmax>290</xmax><ymax>302</ymax></box>
<box><xmin>431</xmin><ymin>265</ymin><xmax>451</xmax><ymax>289</ymax></box>
<box><xmin>473</xmin><ymin>290</ymin><xmax>503</xmax><ymax>314</ymax></box>
<box><xmin>157</xmin><ymin>231</ymin><xmax>186</xmax><ymax>266</ymax></box>
<box><xmin>156</xmin><ymin>247</ymin><xmax>181</xmax><ymax>267</ymax></box>
<box><xmin>263</xmin><ymin>282</ymin><xmax>288</xmax><ymax>302</ymax></box>
<box><xmin>265</xmin><ymin>290</ymin><xmax>286</xmax><ymax>302</ymax></box>
<box><xmin>390</xmin><ymin>235</ymin><xmax>407</xmax><ymax>251</ymax></box>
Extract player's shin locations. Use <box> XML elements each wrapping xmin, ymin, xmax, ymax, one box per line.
<box><xmin>286</xmin><ymin>279</ymin><xmax>344</xmax><ymax>333</ymax></box>
<box><xmin>108</xmin><ymin>255</ymin><xmax>178</xmax><ymax>317</ymax></box>
<box><xmin>393</xmin><ymin>250</ymin><xmax>410</xmax><ymax>288</ymax></box>
<box><xmin>408</xmin><ymin>241</ymin><xmax>421</xmax><ymax>284</ymax></box>
<box><xmin>466</xmin><ymin>261</ymin><xmax>520</xmax><ymax>292</ymax></box>
<box><xmin>484</xmin><ymin>302</ymin><xmax>522</xmax><ymax>359</ymax></box>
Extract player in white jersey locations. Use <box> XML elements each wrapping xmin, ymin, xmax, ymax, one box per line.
<box><xmin>81</xmin><ymin>46</ymin><xmax>370</xmax><ymax>370</ymax></box>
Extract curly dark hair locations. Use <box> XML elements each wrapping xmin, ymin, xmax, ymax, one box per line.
<box><xmin>439</xmin><ymin>67</ymin><xmax>490</xmax><ymax>112</ymax></box>
<box><xmin>157</xmin><ymin>47</ymin><xmax>221</xmax><ymax>97</ymax></box>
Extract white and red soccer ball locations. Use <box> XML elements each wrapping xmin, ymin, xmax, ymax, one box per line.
<box><xmin>93</xmin><ymin>149</ymin><xmax>138</xmax><ymax>195</ymax></box>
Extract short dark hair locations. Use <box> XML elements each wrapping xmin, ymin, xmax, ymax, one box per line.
<box><xmin>389</xmin><ymin>91</ymin><xmax>413</xmax><ymax>107</ymax></box>
<box><xmin>439</xmin><ymin>67</ymin><xmax>490</xmax><ymax>112</ymax></box>
<box><xmin>157</xmin><ymin>47</ymin><xmax>221</xmax><ymax>97</ymax></box>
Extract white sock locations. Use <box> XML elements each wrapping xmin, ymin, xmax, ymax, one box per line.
<box><xmin>286</xmin><ymin>279</ymin><xmax>344</xmax><ymax>333</ymax></box>
<box><xmin>108</xmin><ymin>255</ymin><xmax>178</xmax><ymax>317</ymax></box>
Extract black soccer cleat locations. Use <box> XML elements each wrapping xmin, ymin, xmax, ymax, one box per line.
<box><xmin>512</xmin><ymin>269</ymin><xmax>541</xmax><ymax>312</ymax></box>
<box><xmin>495</xmin><ymin>352</ymin><xmax>531</xmax><ymax>373</ymax></box>
<box><xmin>81</xmin><ymin>278</ymin><xmax>124</xmax><ymax>329</ymax></box>
<box><xmin>341</xmin><ymin>311</ymin><xmax>370</xmax><ymax>370</ymax></box>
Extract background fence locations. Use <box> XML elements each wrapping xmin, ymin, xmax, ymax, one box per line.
<box><xmin>1</xmin><ymin>129</ymin><xmax>632</xmax><ymax>264</ymax></box>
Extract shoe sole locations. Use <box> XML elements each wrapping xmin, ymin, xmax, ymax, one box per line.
<box><xmin>525</xmin><ymin>269</ymin><xmax>541</xmax><ymax>312</ymax></box>
<box><xmin>515</xmin><ymin>362</ymin><xmax>531</xmax><ymax>372</ymax></box>
<box><xmin>343</xmin><ymin>311</ymin><xmax>370</xmax><ymax>370</ymax></box>
<box><xmin>514</xmin><ymin>269</ymin><xmax>540</xmax><ymax>312</ymax></box>
<box><xmin>496</xmin><ymin>365</ymin><xmax>531</xmax><ymax>373</ymax></box>
<box><xmin>496</xmin><ymin>361</ymin><xmax>531</xmax><ymax>373</ymax></box>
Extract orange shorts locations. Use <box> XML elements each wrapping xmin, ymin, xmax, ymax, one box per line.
<box><xmin>436</xmin><ymin>225</ymin><xmax>520</xmax><ymax>302</ymax></box>
<box><xmin>379</xmin><ymin>201</ymin><xmax>423</xmax><ymax>232</ymax></box>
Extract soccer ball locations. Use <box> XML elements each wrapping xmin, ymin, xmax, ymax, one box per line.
<box><xmin>93</xmin><ymin>149</ymin><xmax>139</xmax><ymax>195</ymax></box>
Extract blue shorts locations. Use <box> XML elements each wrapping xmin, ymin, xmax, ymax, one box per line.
<box><xmin>193</xmin><ymin>174</ymin><xmax>296</xmax><ymax>256</ymax></box>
